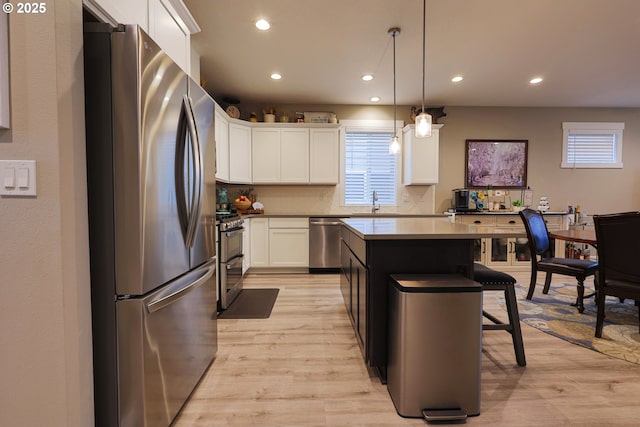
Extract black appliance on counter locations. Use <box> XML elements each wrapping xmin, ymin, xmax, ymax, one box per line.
<box><xmin>452</xmin><ymin>189</ymin><xmax>478</xmax><ymax>212</ymax></box>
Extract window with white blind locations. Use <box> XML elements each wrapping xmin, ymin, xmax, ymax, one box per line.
<box><xmin>344</xmin><ymin>130</ymin><xmax>397</xmax><ymax>205</ymax></box>
<box><xmin>561</xmin><ymin>122</ymin><xmax>624</xmax><ymax>168</ymax></box>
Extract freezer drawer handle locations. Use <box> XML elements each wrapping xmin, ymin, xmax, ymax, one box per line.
<box><xmin>145</xmin><ymin>262</ymin><xmax>215</xmax><ymax>313</ymax></box>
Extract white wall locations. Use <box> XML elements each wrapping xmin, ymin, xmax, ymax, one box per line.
<box><xmin>0</xmin><ymin>1</ymin><xmax>94</xmax><ymax>426</ymax></box>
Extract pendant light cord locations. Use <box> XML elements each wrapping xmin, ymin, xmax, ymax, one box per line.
<box><xmin>393</xmin><ymin>30</ymin><xmax>397</xmax><ymax>137</ymax></box>
<box><xmin>421</xmin><ymin>0</ymin><xmax>426</xmax><ymax>113</ymax></box>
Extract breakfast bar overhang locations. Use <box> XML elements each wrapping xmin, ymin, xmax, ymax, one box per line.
<box><xmin>340</xmin><ymin>217</ymin><xmax>525</xmax><ymax>381</ymax></box>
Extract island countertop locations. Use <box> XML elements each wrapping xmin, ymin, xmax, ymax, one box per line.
<box><xmin>342</xmin><ymin>217</ymin><xmax>526</xmax><ymax>240</ymax></box>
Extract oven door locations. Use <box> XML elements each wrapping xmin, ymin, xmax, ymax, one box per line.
<box><xmin>220</xmin><ymin>227</ymin><xmax>244</xmax><ymax>261</ymax></box>
<box><xmin>219</xmin><ymin>254</ymin><xmax>244</xmax><ymax>309</ymax></box>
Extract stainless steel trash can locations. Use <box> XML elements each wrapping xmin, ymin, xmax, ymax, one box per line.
<box><xmin>387</xmin><ymin>274</ymin><xmax>482</xmax><ymax>420</ymax></box>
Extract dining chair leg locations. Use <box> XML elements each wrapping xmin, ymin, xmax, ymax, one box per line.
<box><xmin>542</xmin><ymin>272</ymin><xmax>552</xmax><ymax>294</ymax></box>
<box><xmin>574</xmin><ymin>279</ymin><xmax>585</xmax><ymax>313</ymax></box>
<box><xmin>526</xmin><ymin>266</ymin><xmax>537</xmax><ymax>300</ymax></box>
<box><xmin>595</xmin><ymin>291</ymin><xmax>606</xmax><ymax>338</ymax></box>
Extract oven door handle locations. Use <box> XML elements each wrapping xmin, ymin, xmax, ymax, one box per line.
<box><xmin>224</xmin><ymin>228</ymin><xmax>245</xmax><ymax>238</ymax></box>
<box><xmin>225</xmin><ymin>254</ymin><xmax>244</xmax><ymax>269</ymax></box>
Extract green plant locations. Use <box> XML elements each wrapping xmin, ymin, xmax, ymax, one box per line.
<box><xmin>512</xmin><ymin>200</ymin><xmax>522</xmax><ymax>207</ymax></box>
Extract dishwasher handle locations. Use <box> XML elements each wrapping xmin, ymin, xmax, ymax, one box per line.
<box><xmin>309</xmin><ymin>220</ymin><xmax>344</xmax><ymax>226</ymax></box>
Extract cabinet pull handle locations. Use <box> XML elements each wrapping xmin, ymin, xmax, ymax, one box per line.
<box><xmin>474</xmin><ymin>220</ymin><xmax>481</xmax><ymax>224</ymax></box>
<box><xmin>509</xmin><ymin>220</ymin><xmax>516</xmax><ymax>224</ymax></box>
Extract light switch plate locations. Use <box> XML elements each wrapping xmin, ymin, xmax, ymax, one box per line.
<box><xmin>0</xmin><ymin>160</ymin><xmax>36</xmax><ymax>196</ymax></box>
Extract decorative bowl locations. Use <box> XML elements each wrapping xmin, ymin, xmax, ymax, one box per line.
<box><xmin>233</xmin><ymin>199</ymin><xmax>252</xmax><ymax>210</ymax></box>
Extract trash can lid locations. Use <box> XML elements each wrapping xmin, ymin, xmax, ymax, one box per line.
<box><xmin>389</xmin><ymin>274</ymin><xmax>481</xmax><ymax>293</ymax></box>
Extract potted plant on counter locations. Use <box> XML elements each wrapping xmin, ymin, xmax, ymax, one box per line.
<box><xmin>512</xmin><ymin>200</ymin><xmax>524</xmax><ymax>212</ymax></box>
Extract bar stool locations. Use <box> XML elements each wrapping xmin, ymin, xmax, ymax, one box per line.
<box><xmin>473</xmin><ymin>263</ymin><xmax>526</xmax><ymax>366</ymax></box>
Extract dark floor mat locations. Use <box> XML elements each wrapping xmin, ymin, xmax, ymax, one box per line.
<box><xmin>218</xmin><ymin>288</ymin><xmax>279</xmax><ymax>319</ymax></box>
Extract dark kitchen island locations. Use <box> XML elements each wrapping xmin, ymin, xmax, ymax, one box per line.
<box><xmin>340</xmin><ymin>217</ymin><xmax>520</xmax><ymax>381</ymax></box>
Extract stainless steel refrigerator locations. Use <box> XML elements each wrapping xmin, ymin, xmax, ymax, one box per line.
<box><xmin>83</xmin><ymin>23</ymin><xmax>217</xmax><ymax>427</ymax></box>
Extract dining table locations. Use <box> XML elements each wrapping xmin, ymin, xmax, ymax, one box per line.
<box><xmin>549</xmin><ymin>228</ymin><xmax>597</xmax><ymax>247</ymax></box>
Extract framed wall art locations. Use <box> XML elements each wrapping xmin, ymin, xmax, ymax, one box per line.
<box><xmin>465</xmin><ymin>139</ymin><xmax>528</xmax><ymax>189</ymax></box>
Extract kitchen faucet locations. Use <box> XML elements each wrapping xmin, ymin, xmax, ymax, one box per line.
<box><xmin>371</xmin><ymin>190</ymin><xmax>380</xmax><ymax>214</ymax></box>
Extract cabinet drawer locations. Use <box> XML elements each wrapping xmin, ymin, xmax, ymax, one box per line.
<box><xmin>496</xmin><ymin>216</ymin><xmax>524</xmax><ymax>229</ymax></box>
<box><xmin>269</xmin><ymin>217</ymin><xmax>309</xmax><ymax>228</ymax></box>
<box><xmin>457</xmin><ymin>215</ymin><xmax>496</xmax><ymax>226</ymax></box>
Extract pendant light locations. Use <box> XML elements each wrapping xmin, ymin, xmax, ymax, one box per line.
<box><xmin>389</xmin><ymin>27</ymin><xmax>401</xmax><ymax>154</ymax></box>
<box><xmin>415</xmin><ymin>0</ymin><xmax>432</xmax><ymax>138</ymax></box>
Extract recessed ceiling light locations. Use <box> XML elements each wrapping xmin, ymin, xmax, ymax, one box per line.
<box><xmin>530</xmin><ymin>77</ymin><xmax>543</xmax><ymax>84</ymax></box>
<box><xmin>270</xmin><ymin>73</ymin><xmax>282</xmax><ymax>80</ymax></box>
<box><xmin>255</xmin><ymin>19</ymin><xmax>271</xmax><ymax>30</ymax></box>
<box><xmin>370</xmin><ymin>96</ymin><xmax>380</xmax><ymax>102</ymax></box>
<box><xmin>362</xmin><ymin>74</ymin><xmax>374</xmax><ymax>81</ymax></box>
<box><xmin>451</xmin><ymin>75</ymin><xmax>464</xmax><ymax>83</ymax></box>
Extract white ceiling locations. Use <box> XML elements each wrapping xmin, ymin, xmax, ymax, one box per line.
<box><xmin>185</xmin><ymin>0</ymin><xmax>640</xmax><ymax>108</ymax></box>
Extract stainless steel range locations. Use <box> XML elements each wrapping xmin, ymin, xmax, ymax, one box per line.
<box><xmin>217</xmin><ymin>213</ymin><xmax>245</xmax><ymax>309</ymax></box>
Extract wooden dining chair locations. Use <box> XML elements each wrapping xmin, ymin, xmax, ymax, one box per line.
<box><xmin>592</xmin><ymin>211</ymin><xmax>640</xmax><ymax>338</ymax></box>
<box><xmin>519</xmin><ymin>208</ymin><xmax>598</xmax><ymax>313</ymax></box>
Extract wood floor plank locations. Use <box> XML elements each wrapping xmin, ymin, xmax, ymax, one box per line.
<box><xmin>173</xmin><ymin>272</ymin><xmax>640</xmax><ymax>426</ymax></box>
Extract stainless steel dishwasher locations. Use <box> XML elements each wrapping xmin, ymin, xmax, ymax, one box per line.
<box><xmin>309</xmin><ymin>217</ymin><xmax>345</xmax><ymax>272</ymax></box>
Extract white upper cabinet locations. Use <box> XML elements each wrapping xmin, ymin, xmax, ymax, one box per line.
<box><xmin>86</xmin><ymin>0</ymin><xmax>148</xmax><ymax>31</ymax></box>
<box><xmin>148</xmin><ymin>0</ymin><xmax>190</xmax><ymax>73</ymax></box>
<box><xmin>280</xmin><ymin>128</ymin><xmax>310</xmax><ymax>183</ymax></box>
<box><xmin>309</xmin><ymin>128</ymin><xmax>339</xmax><ymax>184</ymax></box>
<box><xmin>214</xmin><ymin>105</ymin><xmax>230</xmax><ymax>182</ymax></box>
<box><xmin>252</xmin><ymin>128</ymin><xmax>282</xmax><ymax>183</ymax></box>
<box><xmin>229</xmin><ymin>123</ymin><xmax>252</xmax><ymax>183</ymax></box>
<box><xmin>402</xmin><ymin>124</ymin><xmax>443</xmax><ymax>185</ymax></box>
<box><xmin>87</xmin><ymin>0</ymin><xmax>199</xmax><ymax>77</ymax></box>
<box><xmin>252</xmin><ymin>127</ymin><xmax>310</xmax><ymax>183</ymax></box>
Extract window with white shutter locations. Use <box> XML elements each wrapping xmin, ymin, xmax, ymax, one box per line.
<box><xmin>561</xmin><ymin>122</ymin><xmax>624</xmax><ymax>168</ymax></box>
<box><xmin>344</xmin><ymin>131</ymin><xmax>397</xmax><ymax>205</ymax></box>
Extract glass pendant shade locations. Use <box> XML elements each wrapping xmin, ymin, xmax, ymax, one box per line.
<box><xmin>415</xmin><ymin>112</ymin><xmax>432</xmax><ymax>137</ymax></box>
<box><xmin>389</xmin><ymin>135</ymin><xmax>400</xmax><ymax>154</ymax></box>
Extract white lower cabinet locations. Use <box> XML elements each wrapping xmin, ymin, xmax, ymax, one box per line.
<box><xmin>249</xmin><ymin>217</ymin><xmax>309</xmax><ymax>268</ymax></box>
<box><xmin>458</xmin><ymin>213</ymin><xmax>567</xmax><ymax>271</ymax></box>
<box><xmin>242</xmin><ymin>218</ymin><xmax>251</xmax><ymax>274</ymax></box>
<box><xmin>249</xmin><ymin>218</ymin><xmax>269</xmax><ymax>267</ymax></box>
<box><xmin>269</xmin><ymin>228</ymin><xmax>309</xmax><ymax>267</ymax></box>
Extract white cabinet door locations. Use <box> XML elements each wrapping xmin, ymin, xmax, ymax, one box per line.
<box><xmin>90</xmin><ymin>0</ymin><xmax>148</xmax><ymax>30</ymax></box>
<box><xmin>242</xmin><ymin>218</ymin><xmax>251</xmax><ymax>274</ymax></box>
<box><xmin>252</xmin><ymin>128</ymin><xmax>281</xmax><ymax>183</ymax></box>
<box><xmin>268</xmin><ymin>228</ymin><xmax>309</xmax><ymax>267</ymax></box>
<box><xmin>229</xmin><ymin>123</ymin><xmax>252</xmax><ymax>183</ymax></box>
<box><xmin>309</xmin><ymin>128</ymin><xmax>338</xmax><ymax>184</ymax></box>
<box><xmin>281</xmin><ymin>128</ymin><xmax>309</xmax><ymax>183</ymax></box>
<box><xmin>214</xmin><ymin>107</ymin><xmax>229</xmax><ymax>182</ymax></box>
<box><xmin>403</xmin><ymin>124</ymin><xmax>441</xmax><ymax>185</ymax></box>
<box><xmin>148</xmin><ymin>0</ymin><xmax>190</xmax><ymax>73</ymax></box>
<box><xmin>249</xmin><ymin>218</ymin><xmax>269</xmax><ymax>267</ymax></box>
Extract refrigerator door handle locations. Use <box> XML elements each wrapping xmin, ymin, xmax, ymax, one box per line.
<box><xmin>182</xmin><ymin>95</ymin><xmax>204</xmax><ymax>249</ymax></box>
<box><xmin>145</xmin><ymin>259</ymin><xmax>215</xmax><ymax>313</ymax></box>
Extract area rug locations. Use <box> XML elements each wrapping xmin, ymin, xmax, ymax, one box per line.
<box><xmin>501</xmin><ymin>282</ymin><xmax>640</xmax><ymax>364</ymax></box>
<box><xmin>218</xmin><ymin>288</ymin><xmax>279</xmax><ymax>319</ymax></box>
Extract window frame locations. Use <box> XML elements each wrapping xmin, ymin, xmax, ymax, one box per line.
<box><xmin>561</xmin><ymin>122</ymin><xmax>624</xmax><ymax>169</ymax></box>
<box><xmin>339</xmin><ymin>119</ymin><xmax>403</xmax><ymax>207</ymax></box>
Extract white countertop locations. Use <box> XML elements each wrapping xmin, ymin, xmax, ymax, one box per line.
<box><xmin>342</xmin><ymin>217</ymin><xmax>527</xmax><ymax>240</ymax></box>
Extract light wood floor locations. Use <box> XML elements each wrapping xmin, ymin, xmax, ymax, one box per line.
<box><xmin>173</xmin><ymin>271</ymin><xmax>640</xmax><ymax>426</ymax></box>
